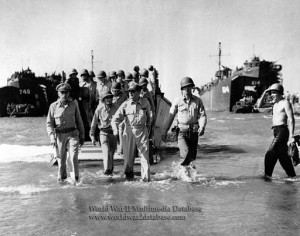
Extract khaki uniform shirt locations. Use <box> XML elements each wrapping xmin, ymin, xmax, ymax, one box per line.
<box><xmin>90</xmin><ymin>104</ymin><xmax>118</xmax><ymax>137</ymax></box>
<box><xmin>111</xmin><ymin>98</ymin><xmax>151</xmax><ymax>134</ymax></box>
<box><xmin>46</xmin><ymin>99</ymin><xmax>85</xmax><ymax>139</ymax></box>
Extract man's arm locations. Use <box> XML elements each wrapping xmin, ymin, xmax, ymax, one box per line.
<box><xmin>198</xmin><ymin>99</ymin><xmax>207</xmax><ymax>136</ymax></box>
<box><xmin>285</xmin><ymin>100</ymin><xmax>295</xmax><ymax>140</ymax></box>
<box><xmin>111</xmin><ymin>103</ymin><xmax>125</xmax><ymax>136</ymax></box>
<box><xmin>161</xmin><ymin>100</ymin><xmax>178</xmax><ymax>137</ymax></box>
<box><xmin>90</xmin><ymin>109</ymin><xmax>99</xmax><ymax>143</ymax></box>
<box><xmin>46</xmin><ymin>104</ymin><xmax>56</xmax><ymax>146</ymax></box>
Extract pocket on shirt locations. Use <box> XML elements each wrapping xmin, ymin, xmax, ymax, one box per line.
<box><xmin>54</xmin><ymin>114</ymin><xmax>63</xmax><ymax>126</ymax></box>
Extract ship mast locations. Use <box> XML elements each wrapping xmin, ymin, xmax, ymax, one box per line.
<box><xmin>209</xmin><ymin>42</ymin><xmax>230</xmax><ymax>79</ymax></box>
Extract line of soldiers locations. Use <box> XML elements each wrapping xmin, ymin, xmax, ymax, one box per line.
<box><xmin>46</xmin><ymin>64</ymin><xmax>208</xmax><ymax>183</ymax></box>
<box><xmin>47</xmin><ymin>65</ymin><xmax>164</xmax><ymax>183</ymax></box>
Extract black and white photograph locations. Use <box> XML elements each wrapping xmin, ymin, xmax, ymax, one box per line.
<box><xmin>1</xmin><ymin>0</ymin><xmax>300</xmax><ymax>235</ymax></box>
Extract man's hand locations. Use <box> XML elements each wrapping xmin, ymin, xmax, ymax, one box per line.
<box><xmin>114</xmin><ymin>132</ymin><xmax>119</xmax><ymax>144</ymax></box>
<box><xmin>50</xmin><ymin>135</ymin><xmax>56</xmax><ymax>147</ymax></box>
<box><xmin>198</xmin><ymin>128</ymin><xmax>205</xmax><ymax>136</ymax></box>
<box><xmin>79</xmin><ymin>138</ymin><xmax>85</xmax><ymax>147</ymax></box>
<box><xmin>161</xmin><ymin>134</ymin><xmax>168</xmax><ymax>142</ymax></box>
<box><xmin>91</xmin><ymin>136</ymin><xmax>96</xmax><ymax>146</ymax></box>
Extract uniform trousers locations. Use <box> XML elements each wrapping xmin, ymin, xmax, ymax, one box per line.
<box><xmin>123</xmin><ymin>125</ymin><xmax>150</xmax><ymax>181</ymax></box>
<box><xmin>56</xmin><ymin>130</ymin><xmax>80</xmax><ymax>180</ymax></box>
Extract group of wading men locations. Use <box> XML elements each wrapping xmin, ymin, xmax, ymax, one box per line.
<box><xmin>46</xmin><ymin>65</ymin><xmax>297</xmax><ymax>183</ymax></box>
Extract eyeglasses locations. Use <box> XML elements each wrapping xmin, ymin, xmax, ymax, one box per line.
<box><xmin>60</xmin><ymin>91</ymin><xmax>69</xmax><ymax>94</ymax></box>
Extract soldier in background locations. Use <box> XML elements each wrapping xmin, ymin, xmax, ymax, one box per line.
<box><xmin>124</xmin><ymin>72</ymin><xmax>133</xmax><ymax>96</ymax></box>
<box><xmin>116</xmin><ymin>70</ymin><xmax>126</xmax><ymax>91</ymax></box>
<box><xmin>96</xmin><ymin>70</ymin><xmax>111</xmax><ymax>103</ymax></box>
<box><xmin>46</xmin><ymin>83</ymin><xmax>85</xmax><ymax>183</ymax></box>
<box><xmin>132</xmin><ymin>71</ymin><xmax>140</xmax><ymax>83</ymax></box>
<box><xmin>80</xmin><ymin>69</ymin><xmax>97</xmax><ymax>140</ymax></box>
<box><xmin>108</xmin><ymin>71</ymin><xmax>117</xmax><ymax>83</ymax></box>
<box><xmin>66</xmin><ymin>68</ymin><xmax>81</xmax><ymax>101</ymax></box>
<box><xmin>161</xmin><ymin>77</ymin><xmax>207</xmax><ymax>173</ymax></box>
<box><xmin>111</xmin><ymin>81</ymin><xmax>128</xmax><ymax>155</ymax></box>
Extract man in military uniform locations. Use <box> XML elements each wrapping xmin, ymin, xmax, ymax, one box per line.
<box><xmin>111</xmin><ymin>82</ymin><xmax>151</xmax><ymax>182</ymax></box>
<box><xmin>66</xmin><ymin>68</ymin><xmax>81</xmax><ymax>101</ymax></box>
<box><xmin>96</xmin><ymin>70</ymin><xmax>112</xmax><ymax>104</ymax></box>
<box><xmin>46</xmin><ymin>83</ymin><xmax>85</xmax><ymax>183</ymax></box>
<box><xmin>90</xmin><ymin>91</ymin><xmax>118</xmax><ymax>175</ymax></box>
<box><xmin>162</xmin><ymin>77</ymin><xmax>207</xmax><ymax>170</ymax></box>
<box><xmin>111</xmin><ymin>81</ymin><xmax>128</xmax><ymax>154</ymax></box>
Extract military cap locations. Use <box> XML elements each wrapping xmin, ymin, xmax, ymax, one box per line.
<box><xmin>111</xmin><ymin>82</ymin><xmax>122</xmax><ymax>90</ymax></box>
<box><xmin>89</xmin><ymin>70</ymin><xmax>95</xmax><ymax>78</ymax></box>
<box><xmin>80</xmin><ymin>69</ymin><xmax>89</xmax><ymax>76</ymax></box>
<box><xmin>125</xmin><ymin>72</ymin><xmax>133</xmax><ymax>81</ymax></box>
<box><xmin>108</xmin><ymin>71</ymin><xmax>117</xmax><ymax>78</ymax></box>
<box><xmin>127</xmin><ymin>81</ymin><xmax>141</xmax><ymax>91</ymax></box>
<box><xmin>97</xmin><ymin>70</ymin><xmax>107</xmax><ymax>78</ymax></box>
<box><xmin>101</xmin><ymin>90</ymin><xmax>113</xmax><ymax>101</ymax></box>
<box><xmin>117</xmin><ymin>70</ymin><xmax>125</xmax><ymax>76</ymax></box>
<box><xmin>56</xmin><ymin>83</ymin><xmax>71</xmax><ymax>92</ymax></box>
<box><xmin>69</xmin><ymin>68</ymin><xmax>78</xmax><ymax>76</ymax></box>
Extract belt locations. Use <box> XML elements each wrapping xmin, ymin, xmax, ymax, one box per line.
<box><xmin>272</xmin><ymin>125</ymin><xmax>288</xmax><ymax>129</ymax></box>
<box><xmin>55</xmin><ymin>127</ymin><xmax>76</xmax><ymax>134</ymax></box>
<box><xmin>100</xmin><ymin>126</ymin><xmax>113</xmax><ymax>133</ymax></box>
<box><xmin>178</xmin><ymin>123</ymin><xmax>198</xmax><ymax>129</ymax></box>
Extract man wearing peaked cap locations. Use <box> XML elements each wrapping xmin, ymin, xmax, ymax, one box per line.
<box><xmin>111</xmin><ymin>80</ymin><xmax>151</xmax><ymax>182</ymax></box>
<box><xmin>47</xmin><ymin>82</ymin><xmax>85</xmax><ymax>184</ymax></box>
<box><xmin>90</xmin><ymin>90</ymin><xmax>118</xmax><ymax>175</ymax></box>
<box><xmin>56</xmin><ymin>83</ymin><xmax>71</xmax><ymax>92</ymax></box>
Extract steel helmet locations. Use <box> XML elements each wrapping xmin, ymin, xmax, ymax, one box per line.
<box><xmin>148</xmin><ymin>65</ymin><xmax>154</xmax><ymax>71</ymax></box>
<box><xmin>80</xmin><ymin>69</ymin><xmax>89</xmax><ymax>76</ymax></box>
<box><xmin>133</xmin><ymin>65</ymin><xmax>140</xmax><ymax>72</ymax></box>
<box><xmin>111</xmin><ymin>82</ymin><xmax>122</xmax><ymax>90</ymax></box>
<box><xmin>266</xmin><ymin>83</ymin><xmax>284</xmax><ymax>95</ymax></box>
<box><xmin>180</xmin><ymin>77</ymin><xmax>195</xmax><ymax>89</ymax></box>
<box><xmin>140</xmin><ymin>68</ymin><xmax>149</xmax><ymax>78</ymax></box>
<box><xmin>139</xmin><ymin>78</ymin><xmax>148</xmax><ymax>86</ymax></box>
<box><xmin>89</xmin><ymin>70</ymin><xmax>95</xmax><ymax>78</ymax></box>
<box><xmin>125</xmin><ymin>72</ymin><xmax>133</xmax><ymax>81</ymax></box>
<box><xmin>117</xmin><ymin>70</ymin><xmax>125</xmax><ymax>77</ymax></box>
<box><xmin>101</xmin><ymin>90</ymin><xmax>113</xmax><ymax>101</ymax></box>
<box><xmin>97</xmin><ymin>70</ymin><xmax>106</xmax><ymax>78</ymax></box>
<box><xmin>108</xmin><ymin>71</ymin><xmax>117</xmax><ymax>78</ymax></box>
<box><xmin>69</xmin><ymin>68</ymin><xmax>78</xmax><ymax>76</ymax></box>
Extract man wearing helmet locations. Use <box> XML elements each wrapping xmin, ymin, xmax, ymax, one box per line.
<box><xmin>90</xmin><ymin>90</ymin><xmax>118</xmax><ymax>175</ymax></box>
<box><xmin>264</xmin><ymin>83</ymin><xmax>297</xmax><ymax>179</ymax></box>
<box><xmin>46</xmin><ymin>83</ymin><xmax>85</xmax><ymax>183</ymax></box>
<box><xmin>162</xmin><ymin>77</ymin><xmax>207</xmax><ymax>172</ymax></box>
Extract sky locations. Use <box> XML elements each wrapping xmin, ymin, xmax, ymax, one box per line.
<box><xmin>1</xmin><ymin>0</ymin><xmax>300</xmax><ymax>101</ymax></box>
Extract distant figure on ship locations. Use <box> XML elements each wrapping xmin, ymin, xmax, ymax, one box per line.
<box><xmin>264</xmin><ymin>83</ymin><xmax>297</xmax><ymax>180</ymax></box>
<box><xmin>162</xmin><ymin>77</ymin><xmax>207</xmax><ymax>172</ymax></box>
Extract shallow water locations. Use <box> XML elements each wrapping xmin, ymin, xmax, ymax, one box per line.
<box><xmin>1</xmin><ymin>112</ymin><xmax>300</xmax><ymax>236</ymax></box>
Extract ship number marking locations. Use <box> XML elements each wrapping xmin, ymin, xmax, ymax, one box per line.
<box><xmin>222</xmin><ymin>86</ymin><xmax>229</xmax><ymax>93</ymax></box>
<box><xmin>19</xmin><ymin>89</ymin><xmax>31</xmax><ymax>95</ymax></box>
